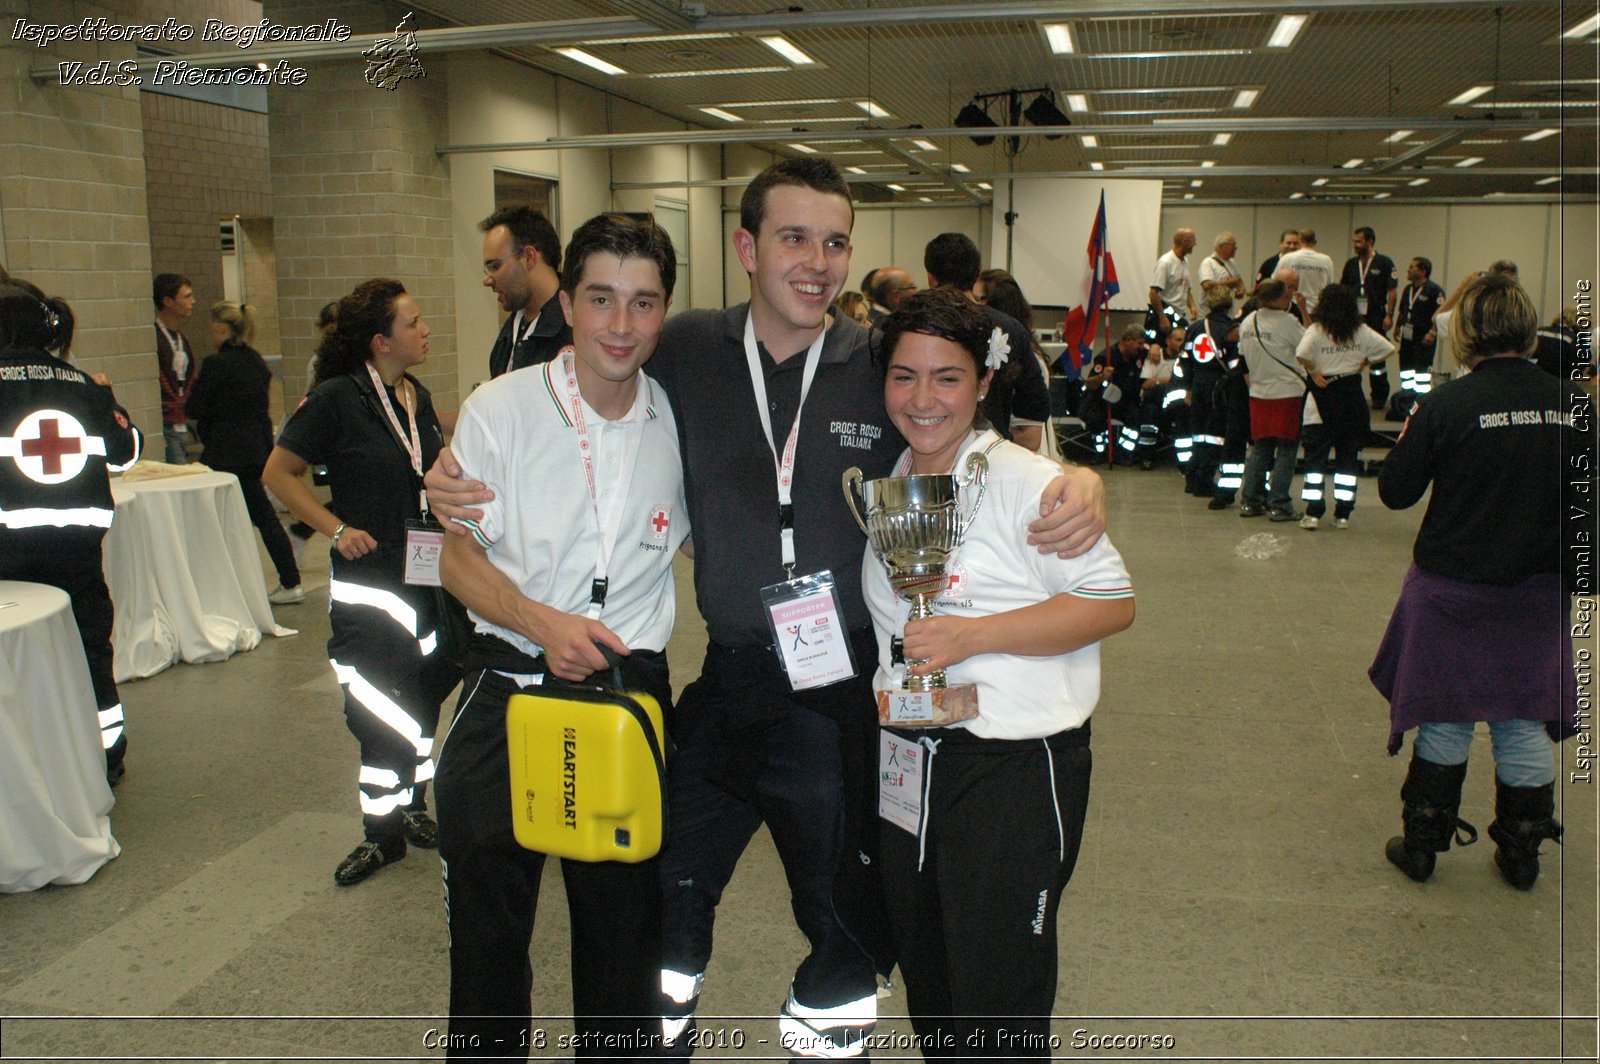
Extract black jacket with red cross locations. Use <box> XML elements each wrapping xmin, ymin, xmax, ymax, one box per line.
<box><xmin>0</xmin><ymin>345</ymin><xmax>141</xmax><ymax>556</ymax></box>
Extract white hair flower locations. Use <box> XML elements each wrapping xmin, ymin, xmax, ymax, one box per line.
<box><xmin>986</xmin><ymin>326</ymin><xmax>1010</xmax><ymax>372</ymax></box>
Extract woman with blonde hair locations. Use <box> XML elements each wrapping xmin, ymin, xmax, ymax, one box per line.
<box><xmin>188</xmin><ymin>300</ymin><xmax>303</xmax><ymax>603</ymax></box>
<box><xmin>1371</xmin><ymin>273</ymin><xmax>1586</xmax><ymax>889</ymax></box>
<box><xmin>834</xmin><ymin>289</ymin><xmax>871</xmax><ymax>326</ymax></box>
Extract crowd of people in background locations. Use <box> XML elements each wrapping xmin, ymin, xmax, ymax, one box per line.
<box><xmin>852</xmin><ymin>226</ymin><xmax>1596</xmax><ymax>536</ymax></box>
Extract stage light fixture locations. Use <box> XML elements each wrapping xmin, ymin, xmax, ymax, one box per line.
<box><xmin>1023</xmin><ymin>91</ymin><xmax>1072</xmax><ymax>137</ymax></box>
<box><xmin>954</xmin><ymin>101</ymin><xmax>998</xmax><ymax>146</ymax></box>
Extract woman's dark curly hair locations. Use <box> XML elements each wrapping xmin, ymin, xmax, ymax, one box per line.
<box><xmin>313</xmin><ymin>279</ymin><xmax>406</xmax><ymax>387</ymax></box>
<box><xmin>1310</xmin><ymin>283</ymin><xmax>1362</xmax><ymax>346</ymax></box>
<box><xmin>874</xmin><ymin>288</ymin><xmax>992</xmax><ymax>377</ymax></box>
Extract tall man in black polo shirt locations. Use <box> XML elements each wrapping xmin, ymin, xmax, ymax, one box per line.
<box><xmin>426</xmin><ymin>159</ymin><xmax>1106</xmax><ymax>1057</ymax></box>
<box><xmin>480</xmin><ymin>206</ymin><xmax>570</xmax><ymax>379</ymax></box>
<box><xmin>1393</xmin><ymin>256</ymin><xmax>1446</xmax><ymax>400</ymax></box>
<box><xmin>1342</xmin><ymin>226</ymin><xmax>1398</xmax><ymax>410</ymax></box>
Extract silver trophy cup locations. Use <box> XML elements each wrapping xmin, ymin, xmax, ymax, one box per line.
<box><xmin>844</xmin><ymin>452</ymin><xmax>988</xmax><ymax>726</ymax></box>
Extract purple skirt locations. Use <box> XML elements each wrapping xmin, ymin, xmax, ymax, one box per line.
<box><xmin>1369</xmin><ymin>564</ymin><xmax>1580</xmax><ymax>755</ymax></box>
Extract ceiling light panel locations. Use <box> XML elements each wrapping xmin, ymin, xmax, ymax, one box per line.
<box><xmin>1563</xmin><ymin>13</ymin><xmax>1600</xmax><ymax>39</ymax></box>
<box><xmin>1042</xmin><ymin>23</ymin><xmax>1074</xmax><ymax>55</ymax></box>
<box><xmin>1447</xmin><ymin>85</ymin><xmax>1494</xmax><ymax>105</ymax></box>
<box><xmin>757</xmin><ymin>36</ymin><xmax>816</xmax><ymax>65</ymax></box>
<box><xmin>554</xmin><ymin>47</ymin><xmax>625</xmax><ymax>76</ymax></box>
<box><xmin>1266</xmin><ymin>15</ymin><xmax>1307</xmax><ymax>48</ymax></box>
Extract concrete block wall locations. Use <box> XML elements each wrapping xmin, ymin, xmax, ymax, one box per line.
<box><xmin>265</xmin><ymin>0</ymin><xmax>456</xmax><ymax>413</ymax></box>
<box><xmin>0</xmin><ymin>0</ymin><xmax>158</xmax><ymax>433</ymax></box>
<box><xmin>141</xmin><ymin>90</ymin><xmax>272</xmax><ymax>331</ymax></box>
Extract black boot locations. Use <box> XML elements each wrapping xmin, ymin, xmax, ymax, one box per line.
<box><xmin>1384</xmin><ymin>755</ymin><xmax>1477</xmax><ymax>882</ymax></box>
<box><xmin>1487</xmin><ymin>779</ymin><xmax>1563</xmax><ymax>891</ymax></box>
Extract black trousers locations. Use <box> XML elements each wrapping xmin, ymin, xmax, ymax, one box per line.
<box><xmin>327</xmin><ymin>573</ymin><xmax>455</xmax><ymax>841</ymax></box>
<box><xmin>1186</xmin><ymin>372</ymin><xmax>1224</xmax><ymax>494</ymax></box>
<box><xmin>1211</xmin><ymin>377</ymin><xmax>1251</xmax><ymax>502</ymax></box>
<box><xmin>222</xmin><ymin>467</ymin><xmax>300</xmax><ymax>590</ymax></box>
<box><xmin>659</xmin><ymin>637</ymin><xmax>882</xmax><ymax>1058</ymax></box>
<box><xmin>1300</xmin><ymin>376</ymin><xmax>1369</xmax><ymax>519</ymax></box>
<box><xmin>1</xmin><ymin>545</ymin><xmax>123</xmax><ymax>769</ymax></box>
<box><xmin>879</xmin><ymin>725</ymin><xmax>1092</xmax><ymax>1061</ymax></box>
<box><xmin>435</xmin><ymin>655</ymin><xmax>671</xmax><ymax>1062</ymax></box>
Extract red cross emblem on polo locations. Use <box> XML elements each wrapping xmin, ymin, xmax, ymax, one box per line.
<box><xmin>648</xmin><ymin>505</ymin><xmax>671</xmax><ymax>542</ymax></box>
<box><xmin>1191</xmin><ymin>331</ymin><xmax>1219</xmax><ymax>364</ymax></box>
<box><xmin>0</xmin><ymin>409</ymin><xmax>106</xmax><ymax>484</ymax></box>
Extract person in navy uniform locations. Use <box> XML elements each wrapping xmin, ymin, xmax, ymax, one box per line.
<box><xmin>263</xmin><ymin>279</ymin><xmax>461</xmax><ymax>886</ymax></box>
<box><xmin>0</xmin><ymin>279</ymin><xmax>141</xmax><ymax>783</ymax></box>
<box><xmin>1340</xmin><ymin>227</ymin><xmax>1398</xmax><ymax>410</ymax></box>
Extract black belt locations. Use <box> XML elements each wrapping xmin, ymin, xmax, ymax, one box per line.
<box><xmin>707</xmin><ymin>627</ymin><xmax>876</xmax><ymax>663</ymax></box>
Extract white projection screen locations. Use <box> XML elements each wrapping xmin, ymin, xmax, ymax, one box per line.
<box><xmin>989</xmin><ymin>177</ymin><xmax>1164</xmax><ymax>312</ymax></box>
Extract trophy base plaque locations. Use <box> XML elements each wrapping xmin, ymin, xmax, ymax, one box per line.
<box><xmin>876</xmin><ymin>684</ymin><xmax>979</xmax><ymax>729</ymax></box>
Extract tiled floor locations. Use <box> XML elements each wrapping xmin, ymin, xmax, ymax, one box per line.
<box><xmin>2</xmin><ymin>460</ymin><xmax>1594</xmax><ymax>1062</ymax></box>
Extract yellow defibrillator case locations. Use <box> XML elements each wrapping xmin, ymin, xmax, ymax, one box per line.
<box><xmin>506</xmin><ymin>684</ymin><xmax>667</xmax><ymax>863</ymax></box>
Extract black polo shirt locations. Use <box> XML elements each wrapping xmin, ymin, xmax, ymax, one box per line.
<box><xmin>1341</xmin><ymin>252</ymin><xmax>1399</xmax><ymax>331</ymax></box>
<box><xmin>277</xmin><ymin>372</ymin><xmax>442</xmax><ymax>559</ymax></box>
<box><xmin>488</xmin><ymin>290</ymin><xmax>570</xmax><ymax>379</ymax></box>
<box><xmin>1395</xmin><ymin>279</ymin><xmax>1446</xmax><ymax>360</ymax></box>
<box><xmin>649</xmin><ymin>304</ymin><xmax>902</xmax><ymax>645</ymax></box>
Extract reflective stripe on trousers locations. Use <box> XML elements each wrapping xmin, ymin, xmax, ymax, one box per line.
<box><xmin>329</xmin><ymin>577</ymin><xmax>439</xmax><ymax>658</ymax></box>
<box><xmin>98</xmin><ymin>703</ymin><xmax>124</xmax><ymax>750</ymax></box>
<box><xmin>660</xmin><ymin>967</ymin><xmax>704</xmax><ymax>1048</ymax></box>
<box><xmin>778</xmin><ymin>987</ymin><xmax>877</xmax><ymax>1058</ymax></box>
<box><xmin>332</xmin><ymin>658</ymin><xmax>434</xmax><ymax>816</ymax></box>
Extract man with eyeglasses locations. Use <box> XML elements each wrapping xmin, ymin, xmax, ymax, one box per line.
<box><xmin>481</xmin><ymin>206</ymin><xmax>570</xmax><ymax>379</ymax></box>
<box><xmin>867</xmin><ymin>266</ymin><xmax>916</xmax><ymax>324</ymax></box>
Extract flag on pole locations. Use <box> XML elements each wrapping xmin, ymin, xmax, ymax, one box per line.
<box><xmin>1060</xmin><ymin>191</ymin><xmax>1120</xmax><ymax>371</ymax></box>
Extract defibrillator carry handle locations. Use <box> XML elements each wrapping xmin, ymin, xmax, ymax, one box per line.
<box><xmin>594</xmin><ymin>640</ymin><xmax>626</xmax><ymax>692</ymax></box>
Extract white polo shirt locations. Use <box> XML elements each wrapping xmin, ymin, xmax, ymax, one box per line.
<box><xmin>1278</xmin><ymin>248</ymin><xmax>1336</xmax><ymax>316</ymax></box>
<box><xmin>1151</xmin><ymin>251</ymin><xmax>1193</xmax><ymax>311</ymax></box>
<box><xmin>1239</xmin><ymin>308</ymin><xmax>1307</xmax><ymax>400</ymax></box>
<box><xmin>862</xmin><ymin>431</ymin><xmax>1134</xmax><ymax>740</ymax></box>
<box><xmin>452</xmin><ymin>353</ymin><xmax>688</xmax><ymax>657</ymax></box>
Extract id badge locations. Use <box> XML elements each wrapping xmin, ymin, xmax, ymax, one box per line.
<box><xmin>403</xmin><ymin>519</ymin><xmax>445</xmax><ymax>586</ymax></box>
<box><xmin>1356</xmin><ymin>293</ymin><xmax>1369</xmax><ymax>316</ymax></box>
<box><xmin>760</xmin><ymin>570</ymin><xmax>857</xmax><ymax>691</ymax></box>
<box><xmin>1400</xmin><ymin>324</ymin><xmax>1414</xmax><ymax>341</ymax></box>
<box><xmin>878</xmin><ymin>731</ymin><xmax>924</xmax><ymax>835</ymax></box>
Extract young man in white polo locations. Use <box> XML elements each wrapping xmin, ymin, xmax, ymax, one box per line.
<box><xmin>433</xmin><ymin>213</ymin><xmax>687</xmax><ymax>1060</ymax></box>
